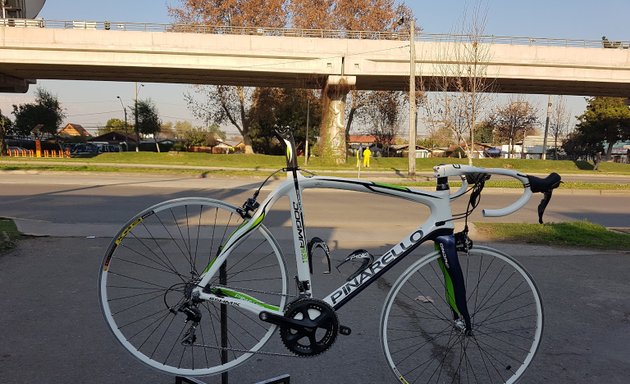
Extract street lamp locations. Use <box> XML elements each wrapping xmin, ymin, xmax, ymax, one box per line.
<box><xmin>116</xmin><ymin>96</ymin><xmax>129</xmax><ymax>151</ymax></box>
<box><xmin>408</xmin><ymin>18</ymin><xmax>417</xmax><ymax>177</ymax></box>
<box><xmin>305</xmin><ymin>97</ymin><xmax>310</xmax><ymax>165</ymax></box>
<box><xmin>134</xmin><ymin>82</ymin><xmax>144</xmax><ymax>152</ymax></box>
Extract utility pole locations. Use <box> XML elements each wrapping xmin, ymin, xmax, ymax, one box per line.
<box><xmin>116</xmin><ymin>96</ymin><xmax>129</xmax><ymax>151</ymax></box>
<box><xmin>305</xmin><ymin>98</ymin><xmax>310</xmax><ymax>165</ymax></box>
<box><xmin>134</xmin><ymin>82</ymin><xmax>143</xmax><ymax>152</ymax></box>
<box><xmin>541</xmin><ymin>95</ymin><xmax>552</xmax><ymax>160</ymax></box>
<box><xmin>408</xmin><ymin>18</ymin><xmax>417</xmax><ymax>177</ymax></box>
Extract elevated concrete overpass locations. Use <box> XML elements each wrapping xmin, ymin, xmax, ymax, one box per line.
<box><xmin>2</xmin><ymin>19</ymin><xmax>630</xmax><ymax>96</ymax></box>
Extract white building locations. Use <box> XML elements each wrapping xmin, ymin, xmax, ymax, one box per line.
<box><xmin>501</xmin><ymin>135</ymin><xmax>564</xmax><ymax>159</ymax></box>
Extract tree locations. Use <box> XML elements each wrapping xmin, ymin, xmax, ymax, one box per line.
<box><xmin>363</xmin><ymin>91</ymin><xmax>402</xmax><ymax>156</ymax></box>
<box><xmin>575</xmin><ymin>97</ymin><xmax>630</xmax><ymax>160</ymax></box>
<box><xmin>169</xmin><ymin>0</ymin><xmax>287</xmax><ymax>28</ymax></box>
<box><xmin>491</xmin><ymin>97</ymin><xmax>538</xmax><ymax>158</ymax></box>
<box><xmin>170</xmin><ymin>0</ymin><xmax>288</xmax><ymax>154</ymax></box>
<box><xmin>474</xmin><ymin>119</ymin><xmax>495</xmax><ymax>144</ymax></box>
<box><xmin>181</xmin><ymin>124</ymin><xmax>226</xmax><ymax>149</ymax></box>
<box><xmin>562</xmin><ymin>131</ymin><xmax>602</xmax><ymax>161</ymax></box>
<box><xmin>288</xmin><ymin>0</ymin><xmax>335</xmax><ymax>29</ymax></box>
<box><xmin>0</xmin><ymin>109</ymin><xmax>12</xmax><ymax>156</ymax></box>
<box><xmin>424</xmin><ymin>126</ymin><xmax>454</xmax><ymax>148</ymax></box>
<box><xmin>97</xmin><ymin>118</ymin><xmax>129</xmax><ymax>135</ymax></box>
<box><xmin>184</xmin><ymin>85</ymin><xmax>257</xmax><ymax>153</ymax></box>
<box><xmin>170</xmin><ymin>0</ymin><xmax>411</xmax><ymax>159</ymax></box>
<box><xmin>248</xmin><ymin>87</ymin><xmax>321</xmax><ymax>154</ymax></box>
<box><xmin>132</xmin><ymin>99</ymin><xmax>162</xmax><ymax>151</ymax></box>
<box><xmin>12</xmin><ymin>88</ymin><xmax>65</xmax><ymax>137</ymax></box>
<box><xmin>326</xmin><ymin>0</ymin><xmax>412</xmax><ymax>153</ymax></box>
<box><xmin>420</xmin><ymin>1</ymin><xmax>495</xmax><ymax>164</ymax></box>
<box><xmin>549</xmin><ymin>96</ymin><xmax>572</xmax><ymax>159</ymax></box>
<box><xmin>173</xmin><ymin>120</ymin><xmax>194</xmax><ymax>139</ymax></box>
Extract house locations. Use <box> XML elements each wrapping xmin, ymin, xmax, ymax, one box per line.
<box><xmin>449</xmin><ymin>143</ymin><xmax>493</xmax><ymax>158</ymax></box>
<box><xmin>348</xmin><ymin>135</ymin><xmax>377</xmax><ymax>147</ymax></box>
<box><xmin>390</xmin><ymin>144</ymin><xmax>431</xmax><ymax>158</ymax></box>
<box><xmin>89</xmin><ymin>131</ymin><xmax>137</xmax><ymax>151</ymax></box>
<box><xmin>501</xmin><ymin>135</ymin><xmax>563</xmax><ymax>159</ymax></box>
<box><xmin>610</xmin><ymin>141</ymin><xmax>630</xmax><ymax>163</ymax></box>
<box><xmin>212</xmin><ymin>142</ymin><xmax>234</xmax><ymax>154</ymax></box>
<box><xmin>58</xmin><ymin>123</ymin><xmax>92</xmax><ymax>138</ymax></box>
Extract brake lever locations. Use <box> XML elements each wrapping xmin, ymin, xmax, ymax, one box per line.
<box><xmin>537</xmin><ymin>190</ymin><xmax>553</xmax><ymax>224</ymax></box>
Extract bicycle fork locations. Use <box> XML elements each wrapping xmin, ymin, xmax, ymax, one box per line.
<box><xmin>434</xmin><ymin>235</ymin><xmax>472</xmax><ymax>335</ymax></box>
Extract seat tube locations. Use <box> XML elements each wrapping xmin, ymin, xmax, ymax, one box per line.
<box><xmin>288</xmin><ymin>171</ymin><xmax>312</xmax><ymax>296</ymax></box>
<box><xmin>434</xmin><ymin>234</ymin><xmax>472</xmax><ymax>332</ymax></box>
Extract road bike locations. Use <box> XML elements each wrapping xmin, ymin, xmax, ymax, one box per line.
<box><xmin>99</xmin><ymin>130</ymin><xmax>561</xmax><ymax>383</ymax></box>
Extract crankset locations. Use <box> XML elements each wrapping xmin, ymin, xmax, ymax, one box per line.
<box><xmin>260</xmin><ymin>298</ymin><xmax>350</xmax><ymax>357</ymax></box>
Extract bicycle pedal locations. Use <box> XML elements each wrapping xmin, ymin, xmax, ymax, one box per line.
<box><xmin>339</xmin><ymin>325</ymin><xmax>352</xmax><ymax>336</ymax></box>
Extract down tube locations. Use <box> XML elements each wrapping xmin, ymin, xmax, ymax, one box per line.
<box><xmin>323</xmin><ymin>226</ymin><xmax>453</xmax><ymax>310</ymax></box>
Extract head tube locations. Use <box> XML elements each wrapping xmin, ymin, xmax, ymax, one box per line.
<box><xmin>274</xmin><ymin>127</ymin><xmax>298</xmax><ymax>170</ymax></box>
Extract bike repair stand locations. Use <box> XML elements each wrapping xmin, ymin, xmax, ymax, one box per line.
<box><xmin>175</xmin><ymin>374</ymin><xmax>290</xmax><ymax>384</ymax></box>
<box><xmin>174</xmin><ymin>265</ymin><xmax>291</xmax><ymax>384</ymax></box>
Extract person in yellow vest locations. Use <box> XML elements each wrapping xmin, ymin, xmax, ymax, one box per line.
<box><xmin>363</xmin><ymin>146</ymin><xmax>372</xmax><ymax>168</ymax></box>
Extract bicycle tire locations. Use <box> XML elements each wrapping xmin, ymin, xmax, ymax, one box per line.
<box><xmin>99</xmin><ymin>197</ymin><xmax>288</xmax><ymax>376</ymax></box>
<box><xmin>381</xmin><ymin>245</ymin><xmax>543</xmax><ymax>384</ymax></box>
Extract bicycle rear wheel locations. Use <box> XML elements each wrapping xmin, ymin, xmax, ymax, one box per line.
<box><xmin>99</xmin><ymin>197</ymin><xmax>288</xmax><ymax>376</ymax></box>
<box><xmin>381</xmin><ymin>246</ymin><xmax>543</xmax><ymax>384</ymax></box>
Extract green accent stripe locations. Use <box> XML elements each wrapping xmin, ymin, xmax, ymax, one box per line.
<box><xmin>201</xmin><ymin>212</ymin><xmax>265</xmax><ymax>275</ymax></box>
<box><xmin>213</xmin><ymin>287</ymin><xmax>279</xmax><ymax>311</ymax></box>
<box><xmin>438</xmin><ymin>257</ymin><xmax>461</xmax><ymax>317</ymax></box>
<box><xmin>372</xmin><ymin>182</ymin><xmax>410</xmax><ymax>192</ymax></box>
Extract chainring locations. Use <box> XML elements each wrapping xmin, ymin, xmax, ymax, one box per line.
<box><xmin>280</xmin><ymin>298</ymin><xmax>339</xmax><ymax>357</ymax></box>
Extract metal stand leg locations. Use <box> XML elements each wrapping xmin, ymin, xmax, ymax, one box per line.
<box><xmin>175</xmin><ymin>377</ymin><xmax>209</xmax><ymax>384</ymax></box>
<box><xmin>175</xmin><ymin>374</ymin><xmax>290</xmax><ymax>384</ymax></box>
<box><xmin>220</xmin><ymin>262</ymin><xmax>228</xmax><ymax>384</ymax></box>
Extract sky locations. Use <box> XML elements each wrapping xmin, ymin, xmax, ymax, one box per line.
<box><xmin>1</xmin><ymin>0</ymin><xmax>629</xmax><ymax>135</ymax></box>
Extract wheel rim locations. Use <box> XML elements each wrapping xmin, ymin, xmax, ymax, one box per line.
<box><xmin>99</xmin><ymin>198</ymin><xmax>288</xmax><ymax>376</ymax></box>
<box><xmin>382</xmin><ymin>247</ymin><xmax>543</xmax><ymax>384</ymax></box>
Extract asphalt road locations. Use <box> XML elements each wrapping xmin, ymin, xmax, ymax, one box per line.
<box><xmin>1</xmin><ymin>238</ymin><xmax>629</xmax><ymax>384</ymax></box>
<box><xmin>0</xmin><ymin>171</ymin><xmax>629</xmax><ymax>383</ymax></box>
<box><xmin>0</xmin><ymin>172</ymin><xmax>628</xmax><ymax>239</ymax></box>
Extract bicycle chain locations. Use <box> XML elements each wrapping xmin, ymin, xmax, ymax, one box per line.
<box><xmin>192</xmin><ymin>285</ymin><xmax>306</xmax><ymax>359</ymax></box>
<box><xmin>190</xmin><ymin>342</ymin><xmax>305</xmax><ymax>358</ymax></box>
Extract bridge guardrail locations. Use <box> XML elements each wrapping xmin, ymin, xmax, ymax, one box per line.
<box><xmin>1</xmin><ymin>18</ymin><xmax>627</xmax><ymax>49</ymax></box>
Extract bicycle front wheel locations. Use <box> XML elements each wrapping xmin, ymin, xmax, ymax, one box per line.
<box><xmin>99</xmin><ymin>197</ymin><xmax>288</xmax><ymax>376</ymax></box>
<box><xmin>381</xmin><ymin>246</ymin><xmax>543</xmax><ymax>384</ymax></box>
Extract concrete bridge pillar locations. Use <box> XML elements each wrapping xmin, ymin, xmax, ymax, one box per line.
<box><xmin>319</xmin><ymin>75</ymin><xmax>356</xmax><ymax>164</ymax></box>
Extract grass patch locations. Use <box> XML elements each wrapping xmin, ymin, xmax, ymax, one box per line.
<box><xmin>399</xmin><ymin>180</ymin><xmax>630</xmax><ymax>190</ymax></box>
<box><xmin>2</xmin><ymin>153</ymin><xmax>630</xmax><ymax>175</ymax></box>
<box><xmin>474</xmin><ymin>220</ymin><xmax>630</xmax><ymax>250</ymax></box>
<box><xmin>0</xmin><ymin>218</ymin><xmax>20</xmax><ymax>254</ymax></box>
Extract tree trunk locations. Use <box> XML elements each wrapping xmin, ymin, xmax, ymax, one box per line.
<box><xmin>605</xmin><ymin>141</ymin><xmax>614</xmax><ymax>161</ymax></box>
<box><xmin>319</xmin><ymin>76</ymin><xmax>354</xmax><ymax>164</ymax></box>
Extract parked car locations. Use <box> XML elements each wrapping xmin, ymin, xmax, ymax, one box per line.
<box><xmin>70</xmin><ymin>143</ymin><xmax>99</xmax><ymax>158</ymax></box>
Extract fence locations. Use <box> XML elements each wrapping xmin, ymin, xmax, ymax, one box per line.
<box><xmin>1</xmin><ymin>18</ymin><xmax>625</xmax><ymax>49</ymax></box>
<box><xmin>6</xmin><ymin>148</ymin><xmax>71</xmax><ymax>158</ymax></box>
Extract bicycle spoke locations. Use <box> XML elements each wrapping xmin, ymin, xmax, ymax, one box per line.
<box><xmin>382</xmin><ymin>248</ymin><xmax>542</xmax><ymax>384</ymax></box>
<box><xmin>100</xmin><ymin>198</ymin><xmax>287</xmax><ymax>375</ymax></box>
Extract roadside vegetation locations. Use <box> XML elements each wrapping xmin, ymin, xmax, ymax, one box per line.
<box><xmin>0</xmin><ymin>218</ymin><xmax>20</xmax><ymax>254</ymax></box>
<box><xmin>474</xmin><ymin>221</ymin><xmax>630</xmax><ymax>250</ymax></box>
<box><xmin>2</xmin><ymin>152</ymin><xmax>629</xmax><ymax>174</ymax></box>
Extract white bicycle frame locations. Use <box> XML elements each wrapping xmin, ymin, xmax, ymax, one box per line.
<box><xmin>193</xmin><ymin>163</ymin><xmax>533</xmax><ymax>317</ymax></box>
